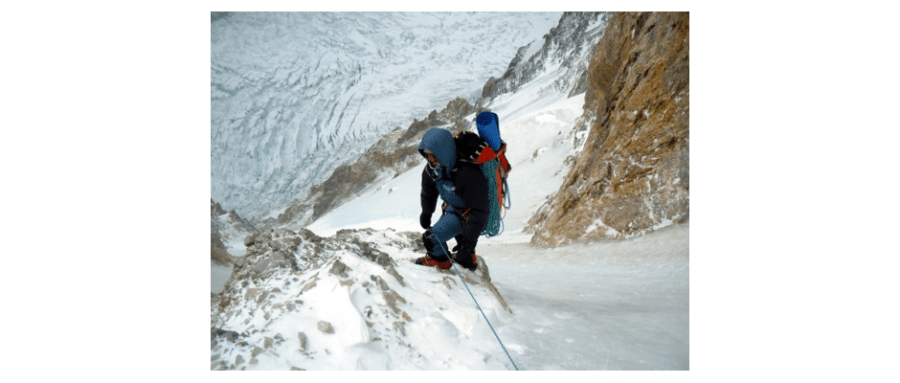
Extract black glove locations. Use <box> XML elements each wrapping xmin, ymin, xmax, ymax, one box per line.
<box><xmin>419</xmin><ymin>212</ymin><xmax>432</xmax><ymax>229</ymax></box>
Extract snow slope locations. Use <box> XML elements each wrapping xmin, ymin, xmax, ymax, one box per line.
<box><xmin>221</xmin><ymin>67</ymin><xmax>689</xmax><ymax>370</ymax></box>
<box><xmin>482</xmin><ymin>225</ymin><xmax>688</xmax><ymax>370</ymax></box>
<box><xmin>211</xmin><ymin>12</ymin><xmax>688</xmax><ymax>372</ymax></box>
<box><xmin>212</xmin><ymin>227</ymin><xmax>522</xmax><ymax>370</ymax></box>
<box><xmin>306</xmin><ymin>69</ymin><xmax>590</xmax><ymax>242</ymax></box>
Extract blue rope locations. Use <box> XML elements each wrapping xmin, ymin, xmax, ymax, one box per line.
<box><xmin>434</xmin><ymin>238</ymin><xmax>520</xmax><ymax>370</ymax></box>
<box><xmin>481</xmin><ymin>159</ymin><xmax>504</xmax><ymax>238</ymax></box>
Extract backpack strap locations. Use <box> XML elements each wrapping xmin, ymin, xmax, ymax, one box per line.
<box><xmin>454</xmin><ymin>131</ymin><xmax>489</xmax><ymax>163</ymax></box>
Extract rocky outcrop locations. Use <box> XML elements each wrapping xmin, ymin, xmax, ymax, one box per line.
<box><xmin>212</xmin><ymin>199</ymin><xmax>255</xmax><ymax>233</ymax></box>
<box><xmin>529</xmin><ymin>12</ymin><xmax>689</xmax><ymax>246</ymax></box>
<box><xmin>479</xmin><ymin>12</ymin><xmax>610</xmax><ymax>107</ymax></box>
<box><xmin>210</xmin><ymin>227</ymin><xmax>510</xmax><ymax>370</ymax></box>
<box><xmin>212</xmin><ymin>232</ymin><xmax>236</xmax><ymax>265</ymax></box>
<box><xmin>212</xmin><ymin>199</ymin><xmax>255</xmax><ymax>264</ymax></box>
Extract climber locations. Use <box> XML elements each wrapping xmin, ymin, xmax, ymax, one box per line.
<box><xmin>415</xmin><ymin>127</ymin><xmax>489</xmax><ymax>271</ymax></box>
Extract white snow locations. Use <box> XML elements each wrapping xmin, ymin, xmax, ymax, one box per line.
<box><xmin>272</xmin><ymin>59</ymin><xmax>690</xmax><ymax>370</ymax></box>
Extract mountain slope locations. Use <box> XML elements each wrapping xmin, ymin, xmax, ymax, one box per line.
<box><xmin>210</xmin><ymin>12</ymin><xmax>690</xmax><ymax>371</ymax></box>
<box><xmin>211</xmin><ymin>227</ymin><xmax>517</xmax><ymax>370</ymax></box>
<box><xmin>211</xmin><ymin>12</ymin><xmax>562</xmax><ymax>219</ymax></box>
<box><xmin>274</xmin><ymin>12</ymin><xmax>610</xmax><ymax>230</ymax></box>
<box><xmin>529</xmin><ymin>12</ymin><xmax>690</xmax><ymax>246</ymax></box>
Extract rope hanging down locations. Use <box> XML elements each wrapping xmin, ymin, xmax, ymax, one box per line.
<box><xmin>434</xmin><ymin>239</ymin><xmax>520</xmax><ymax>370</ymax></box>
<box><xmin>481</xmin><ymin>159</ymin><xmax>504</xmax><ymax>237</ymax></box>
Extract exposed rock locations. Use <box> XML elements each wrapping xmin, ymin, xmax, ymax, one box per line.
<box><xmin>383</xmin><ymin>290</ymin><xmax>407</xmax><ymax>314</ymax></box>
<box><xmin>317</xmin><ymin>321</ymin><xmax>334</xmax><ymax>334</ymax></box>
<box><xmin>212</xmin><ymin>199</ymin><xmax>256</xmax><ymax>270</ymax></box>
<box><xmin>370</xmin><ymin>275</ymin><xmax>391</xmax><ymax>292</ymax></box>
<box><xmin>211</xmin><ymin>199</ymin><xmax>227</xmax><ymax>216</ymax></box>
<box><xmin>249</xmin><ymin>251</ymin><xmax>290</xmax><ymax>278</ymax></box>
<box><xmin>484</xmin><ymin>281</ymin><xmax>513</xmax><ymax>314</ymax></box>
<box><xmin>298</xmin><ymin>332</ymin><xmax>308</xmax><ymax>351</ymax></box>
<box><xmin>363</xmin><ymin>244</ymin><xmax>391</xmax><ymax>266</ymax></box>
<box><xmin>392</xmin><ymin>321</ymin><xmax>407</xmax><ymax>336</ymax></box>
<box><xmin>244</xmin><ymin>287</ymin><xmax>269</xmax><ymax>304</ymax></box>
<box><xmin>299</xmin><ymin>277</ymin><xmax>318</xmax><ymax>293</ymax></box>
<box><xmin>479</xmin><ymin>12</ymin><xmax>611</xmax><ymax>104</ymax></box>
<box><xmin>334</xmin><ymin>229</ymin><xmax>395</xmax><ymax>267</ymax></box>
<box><xmin>329</xmin><ymin>259</ymin><xmax>350</xmax><ymax>277</ymax></box>
<box><xmin>442</xmin><ymin>276</ymin><xmax>456</xmax><ymax>290</ymax></box>
<box><xmin>212</xmin><ymin>199</ymin><xmax>255</xmax><ymax>258</ymax></box>
<box><xmin>230</xmin><ymin>227</ymin><xmax>328</xmax><ymax>283</ymax></box>
<box><xmin>211</xmin><ymin>232</ymin><xmax>235</xmax><ymax>265</ymax></box>
<box><xmin>529</xmin><ymin>12</ymin><xmax>689</xmax><ymax>246</ymax></box>
<box><xmin>297</xmin><ymin>228</ymin><xmax>323</xmax><ymax>243</ymax></box>
<box><xmin>474</xmin><ymin>255</ymin><xmax>491</xmax><ymax>283</ymax></box>
<box><xmin>228</xmin><ymin>209</ymin><xmax>255</xmax><ymax>232</ymax></box>
<box><xmin>385</xmin><ymin>265</ymin><xmax>406</xmax><ymax>287</ymax></box>
<box><xmin>251</xmin><ymin>346</ymin><xmax>265</xmax><ymax>358</ymax></box>
<box><xmin>211</xmin><ymin>328</ymin><xmax>240</xmax><ymax>343</ymax></box>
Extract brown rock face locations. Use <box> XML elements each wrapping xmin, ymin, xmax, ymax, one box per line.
<box><xmin>529</xmin><ymin>12</ymin><xmax>689</xmax><ymax>246</ymax></box>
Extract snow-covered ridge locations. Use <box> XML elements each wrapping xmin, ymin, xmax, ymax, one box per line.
<box><xmin>211</xmin><ymin>227</ymin><xmax>514</xmax><ymax>370</ymax></box>
<box><xmin>480</xmin><ymin>12</ymin><xmax>610</xmax><ymax>102</ymax></box>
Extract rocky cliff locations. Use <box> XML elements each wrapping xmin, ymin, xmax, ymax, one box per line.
<box><xmin>479</xmin><ymin>12</ymin><xmax>610</xmax><ymax>106</ymax></box>
<box><xmin>528</xmin><ymin>12</ymin><xmax>689</xmax><ymax>246</ymax></box>
<box><xmin>212</xmin><ymin>199</ymin><xmax>255</xmax><ymax>265</ymax></box>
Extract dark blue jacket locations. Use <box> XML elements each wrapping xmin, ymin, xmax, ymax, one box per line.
<box><xmin>418</xmin><ymin>128</ymin><xmax>489</xmax><ymax>242</ymax></box>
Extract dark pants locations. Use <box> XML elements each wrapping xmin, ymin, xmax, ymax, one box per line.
<box><xmin>424</xmin><ymin>205</ymin><xmax>478</xmax><ymax>264</ymax></box>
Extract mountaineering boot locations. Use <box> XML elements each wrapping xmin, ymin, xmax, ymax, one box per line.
<box><xmin>452</xmin><ymin>252</ymin><xmax>478</xmax><ymax>272</ymax></box>
<box><xmin>415</xmin><ymin>254</ymin><xmax>452</xmax><ymax>270</ymax></box>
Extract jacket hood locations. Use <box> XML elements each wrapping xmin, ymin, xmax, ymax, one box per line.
<box><xmin>418</xmin><ymin>127</ymin><xmax>456</xmax><ymax>175</ymax></box>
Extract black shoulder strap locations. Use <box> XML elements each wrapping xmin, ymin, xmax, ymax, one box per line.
<box><xmin>454</xmin><ymin>131</ymin><xmax>488</xmax><ymax>163</ymax></box>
